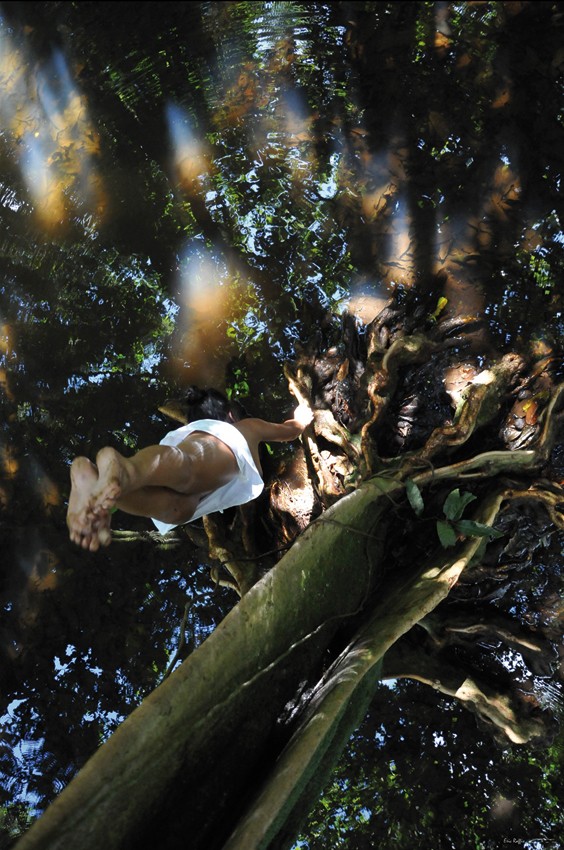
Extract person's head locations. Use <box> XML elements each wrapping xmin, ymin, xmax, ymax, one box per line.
<box><xmin>182</xmin><ymin>386</ymin><xmax>249</xmax><ymax>423</ymax></box>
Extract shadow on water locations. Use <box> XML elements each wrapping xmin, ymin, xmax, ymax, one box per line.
<box><xmin>0</xmin><ymin>0</ymin><xmax>563</xmax><ymax>843</ymax></box>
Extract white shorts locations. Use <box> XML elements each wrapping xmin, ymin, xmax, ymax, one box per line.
<box><xmin>151</xmin><ymin>419</ymin><xmax>264</xmax><ymax>533</ymax></box>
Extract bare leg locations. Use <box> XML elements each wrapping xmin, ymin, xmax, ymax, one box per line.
<box><xmin>117</xmin><ymin>486</ymin><xmax>201</xmax><ymax>525</ymax></box>
<box><xmin>83</xmin><ymin>443</ymin><xmax>202</xmax><ymax>544</ymax></box>
<box><xmin>89</xmin><ymin>444</ymin><xmax>198</xmax><ymax>514</ymax></box>
<box><xmin>90</xmin><ymin>435</ymin><xmax>239</xmax><ymax>514</ymax></box>
<box><xmin>84</xmin><ymin>436</ymin><xmax>238</xmax><ymax>545</ymax></box>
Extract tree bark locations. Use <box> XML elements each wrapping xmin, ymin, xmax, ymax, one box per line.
<box><xmin>16</xmin><ymin>442</ymin><xmax>561</xmax><ymax>850</ymax></box>
<box><xmin>14</xmin><ymin>476</ymin><xmax>395</xmax><ymax>850</ymax></box>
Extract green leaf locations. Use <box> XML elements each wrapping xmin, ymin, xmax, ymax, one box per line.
<box><xmin>436</xmin><ymin>520</ymin><xmax>457</xmax><ymax>548</ymax></box>
<box><xmin>454</xmin><ymin>520</ymin><xmax>504</xmax><ymax>540</ymax></box>
<box><xmin>406</xmin><ymin>479</ymin><xmax>424</xmax><ymax>516</ymax></box>
<box><xmin>443</xmin><ymin>488</ymin><xmax>477</xmax><ymax>521</ymax></box>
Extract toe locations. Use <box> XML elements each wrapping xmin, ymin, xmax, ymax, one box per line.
<box><xmin>98</xmin><ymin>528</ymin><xmax>112</xmax><ymax>547</ymax></box>
<box><xmin>70</xmin><ymin>529</ymin><xmax>82</xmax><ymax>546</ymax></box>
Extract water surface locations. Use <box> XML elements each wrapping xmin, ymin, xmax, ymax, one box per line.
<box><xmin>0</xmin><ymin>1</ymin><xmax>563</xmax><ymax>842</ymax></box>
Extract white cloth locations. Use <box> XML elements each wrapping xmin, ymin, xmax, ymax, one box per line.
<box><xmin>151</xmin><ymin>419</ymin><xmax>264</xmax><ymax>534</ymax></box>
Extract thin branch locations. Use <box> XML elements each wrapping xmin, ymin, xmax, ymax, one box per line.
<box><xmin>160</xmin><ymin>598</ymin><xmax>194</xmax><ymax>683</ymax></box>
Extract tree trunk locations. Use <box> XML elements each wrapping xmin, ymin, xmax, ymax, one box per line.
<box><xmin>15</xmin><ymin>443</ymin><xmax>561</xmax><ymax>850</ymax></box>
<box><xmin>14</xmin><ymin>476</ymin><xmax>395</xmax><ymax>850</ymax></box>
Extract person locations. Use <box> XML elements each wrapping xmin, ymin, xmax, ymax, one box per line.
<box><xmin>66</xmin><ymin>387</ymin><xmax>313</xmax><ymax>552</ymax></box>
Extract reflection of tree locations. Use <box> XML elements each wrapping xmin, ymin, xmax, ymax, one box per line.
<box><xmin>0</xmin><ymin>17</ymin><xmax>104</xmax><ymax>232</ymax></box>
<box><xmin>301</xmin><ymin>682</ymin><xmax>564</xmax><ymax>849</ymax></box>
<box><xmin>333</xmin><ymin>1</ymin><xmax>564</xmax><ymax>348</ymax></box>
<box><xmin>16</xmin><ymin>292</ymin><xmax>564</xmax><ymax>849</ymax></box>
<box><xmin>0</xmin><ymin>2</ymin><xmax>563</xmax><ymax>849</ymax></box>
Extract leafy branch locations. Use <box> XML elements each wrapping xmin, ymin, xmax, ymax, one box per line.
<box><xmin>406</xmin><ymin>482</ymin><xmax>503</xmax><ymax>548</ymax></box>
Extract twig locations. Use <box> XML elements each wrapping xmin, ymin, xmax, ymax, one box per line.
<box><xmin>160</xmin><ymin>598</ymin><xmax>194</xmax><ymax>683</ymax></box>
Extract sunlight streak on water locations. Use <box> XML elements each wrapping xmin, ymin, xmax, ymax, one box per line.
<box><xmin>170</xmin><ymin>241</ymin><xmax>235</xmax><ymax>386</ymax></box>
<box><xmin>383</xmin><ymin>198</ymin><xmax>414</xmax><ymax>287</ymax></box>
<box><xmin>0</xmin><ymin>20</ymin><xmax>105</xmax><ymax>230</ymax></box>
<box><xmin>166</xmin><ymin>102</ymin><xmax>213</xmax><ymax>195</ymax></box>
<box><xmin>346</xmin><ymin>277</ymin><xmax>389</xmax><ymax>323</ymax></box>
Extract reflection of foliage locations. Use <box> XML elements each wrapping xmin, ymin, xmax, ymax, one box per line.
<box><xmin>0</xmin><ymin>1</ymin><xmax>563</xmax><ymax>848</ymax></box>
<box><xmin>300</xmin><ymin>683</ymin><xmax>564</xmax><ymax>849</ymax></box>
<box><xmin>527</xmin><ymin>251</ymin><xmax>554</xmax><ymax>295</ymax></box>
<box><xmin>0</xmin><ymin>543</ymin><xmax>233</xmax><ymax>819</ymax></box>
<box><xmin>0</xmin><ymin>803</ymin><xmax>35</xmax><ymax>846</ymax></box>
<box><xmin>0</xmin><ymin>238</ymin><xmax>175</xmax><ymax>478</ymax></box>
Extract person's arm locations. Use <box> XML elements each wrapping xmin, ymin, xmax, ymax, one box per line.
<box><xmin>237</xmin><ymin>404</ymin><xmax>313</xmax><ymax>444</ymax></box>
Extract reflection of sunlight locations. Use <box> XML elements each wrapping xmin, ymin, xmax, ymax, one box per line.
<box><xmin>0</xmin><ymin>22</ymin><xmax>104</xmax><ymax>229</ymax></box>
<box><xmin>280</xmin><ymin>88</ymin><xmax>320</xmax><ymax>197</ymax></box>
<box><xmin>29</xmin><ymin>456</ymin><xmax>61</xmax><ymax>512</ymax></box>
<box><xmin>0</xmin><ymin>441</ymin><xmax>18</xmax><ymax>476</ymax></box>
<box><xmin>0</xmin><ymin>368</ymin><xmax>14</xmax><ymax>402</ymax></box>
<box><xmin>359</xmin><ymin>149</ymin><xmax>401</xmax><ymax>225</ymax></box>
<box><xmin>166</xmin><ymin>103</ymin><xmax>262</xmax><ymax>385</ymax></box>
<box><xmin>21</xmin><ymin>138</ymin><xmax>66</xmax><ymax>227</ymax></box>
<box><xmin>0</xmin><ymin>321</ymin><xmax>15</xmax><ymax>351</ymax></box>
<box><xmin>346</xmin><ymin>277</ymin><xmax>389</xmax><ymax>323</ymax></box>
<box><xmin>170</xmin><ymin>242</ymin><xmax>233</xmax><ymax>385</ymax></box>
<box><xmin>434</xmin><ymin>148</ymin><xmax>523</xmax><ymax>324</ymax></box>
<box><xmin>166</xmin><ymin>102</ymin><xmax>212</xmax><ymax>192</ymax></box>
<box><xmin>317</xmin><ymin>152</ymin><xmax>339</xmax><ymax>199</ymax></box>
<box><xmin>280</xmin><ymin>86</ymin><xmax>313</xmax><ymax>142</ymax></box>
<box><xmin>489</xmin><ymin>158</ymin><xmax>520</xmax><ymax>223</ymax></box>
<box><xmin>383</xmin><ymin>199</ymin><xmax>413</xmax><ymax>287</ymax></box>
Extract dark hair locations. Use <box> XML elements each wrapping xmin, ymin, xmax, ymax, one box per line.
<box><xmin>183</xmin><ymin>386</ymin><xmax>250</xmax><ymax>423</ymax></box>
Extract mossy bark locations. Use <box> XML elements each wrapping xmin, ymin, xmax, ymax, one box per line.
<box><xmin>16</xmin><ymin>444</ymin><xmax>561</xmax><ymax>850</ymax></box>
<box><xmin>14</xmin><ymin>479</ymin><xmax>395</xmax><ymax>850</ymax></box>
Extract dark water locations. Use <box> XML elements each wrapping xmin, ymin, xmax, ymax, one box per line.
<box><xmin>0</xmin><ymin>0</ymin><xmax>563</xmax><ymax>843</ymax></box>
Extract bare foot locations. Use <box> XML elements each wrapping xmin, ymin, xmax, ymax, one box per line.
<box><xmin>67</xmin><ymin>457</ymin><xmax>100</xmax><ymax>550</ymax></box>
<box><xmin>90</xmin><ymin>447</ymin><xmax>128</xmax><ymax>516</ymax></box>
<box><xmin>67</xmin><ymin>457</ymin><xmax>115</xmax><ymax>551</ymax></box>
<box><xmin>92</xmin><ymin>513</ymin><xmax>112</xmax><ymax>549</ymax></box>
